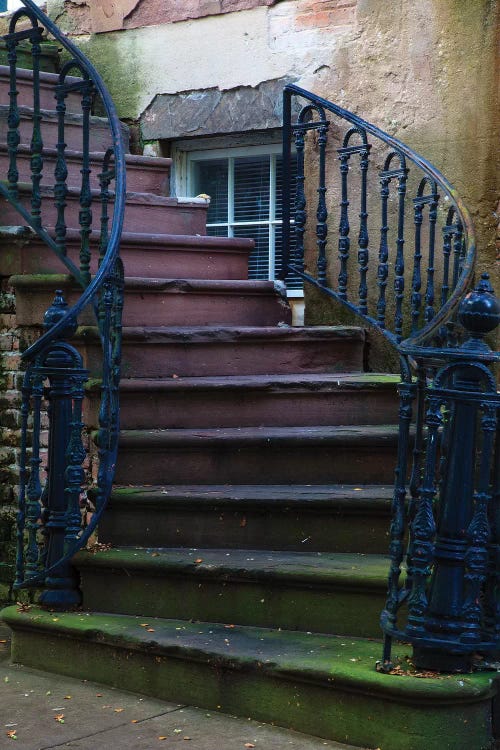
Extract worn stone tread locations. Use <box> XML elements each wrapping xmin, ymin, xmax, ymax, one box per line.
<box><xmin>117</xmin><ymin>424</ymin><xmax>399</xmax><ymax>448</ymax></box>
<box><xmin>76</xmin><ymin>547</ymin><xmax>390</xmax><ymax>590</ymax></box>
<box><xmin>3</xmin><ymin>606</ymin><xmax>493</xmax><ymax>704</ymax></box>
<box><xmin>110</xmin><ymin>483</ymin><xmax>394</xmax><ymax>511</ymax></box>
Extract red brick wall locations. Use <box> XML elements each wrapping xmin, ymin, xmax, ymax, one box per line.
<box><xmin>84</xmin><ymin>0</ymin><xmax>280</xmax><ymax>34</ymax></box>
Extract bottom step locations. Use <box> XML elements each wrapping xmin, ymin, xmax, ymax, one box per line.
<box><xmin>2</xmin><ymin>606</ymin><xmax>496</xmax><ymax>750</ymax></box>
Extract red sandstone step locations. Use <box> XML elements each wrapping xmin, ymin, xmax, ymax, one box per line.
<box><xmin>113</xmin><ymin>424</ymin><xmax>399</xmax><ymax>484</ymax></box>
<box><xmin>0</xmin><ymin>227</ymin><xmax>253</xmax><ymax>280</ymax></box>
<box><xmin>0</xmin><ymin>145</ymin><xmax>171</xmax><ymax>194</ymax></box>
<box><xmin>78</xmin><ymin>325</ymin><xmax>366</xmax><ymax>378</ymax></box>
<box><xmin>0</xmin><ymin>65</ymin><xmax>83</xmax><ymax>113</ymax></box>
<box><xmin>0</xmin><ymin>105</ymin><xmax>129</xmax><ymax>151</ymax></box>
<box><xmin>0</xmin><ymin>185</ymin><xmax>208</xmax><ymax>235</ymax></box>
<box><xmin>12</xmin><ymin>275</ymin><xmax>292</xmax><ymax>328</ymax></box>
<box><xmin>100</xmin><ymin>484</ymin><xmax>393</xmax><ymax>553</ymax></box>
<box><xmin>85</xmin><ymin>373</ymin><xmax>399</xmax><ymax>429</ymax></box>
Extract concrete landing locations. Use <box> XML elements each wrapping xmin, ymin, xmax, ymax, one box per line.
<box><xmin>0</xmin><ymin>623</ymin><xmax>361</xmax><ymax>750</ymax></box>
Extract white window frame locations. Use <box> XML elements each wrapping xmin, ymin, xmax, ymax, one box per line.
<box><xmin>185</xmin><ymin>144</ymin><xmax>302</xmax><ymax>298</ymax></box>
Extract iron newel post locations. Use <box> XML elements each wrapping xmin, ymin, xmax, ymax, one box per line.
<box><xmin>381</xmin><ymin>274</ymin><xmax>500</xmax><ymax>672</ymax></box>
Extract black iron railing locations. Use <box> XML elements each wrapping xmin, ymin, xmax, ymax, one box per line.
<box><xmin>282</xmin><ymin>85</ymin><xmax>499</xmax><ymax>673</ymax></box>
<box><xmin>3</xmin><ymin>0</ymin><xmax>125</xmax><ymax>606</ymax></box>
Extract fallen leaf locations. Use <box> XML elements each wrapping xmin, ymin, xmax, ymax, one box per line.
<box><xmin>147</xmin><ymin>628</ymin><xmax>155</xmax><ymax>633</ymax></box>
<box><xmin>6</xmin><ymin>729</ymin><xmax>17</xmax><ymax>739</ymax></box>
<box><xmin>184</xmin><ymin>738</ymin><xmax>191</xmax><ymax>741</ymax></box>
<box><xmin>0</xmin><ymin>639</ymin><xmax>7</xmax><ymax>643</ymax></box>
<box><xmin>131</xmin><ymin>720</ymin><xmax>139</xmax><ymax>724</ymax></box>
<box><xmin>151</xmin><ymin>552</ymin><xmax>160</xmax><ymax>557</ymax></box>
<box><xmin>96</xmin><ymin>693</ymin><xmax>103</xmax><ymax>697</ymax></box>
<box><xmin>54</xmin><ymin>714</ymin><xmax>65</xmax><ymax>724</ymax></box>
<box><xmin>194</xmin><ymin>559</ymin><xmax>203</xmax><ymax>564</ymax></box>
<box><xmin>172</xmin><ymin>374</ymin><xmax>179</xmax><ymax>379</ymax></box>
<box><xmin>158</xmin><ymin>737</ymin><xmax>168</xmax><ymax>741</ymax></box>
<box><xmin>140</xmin><ymin>624</ymin><xmax>149</xmax><ymax>628</ymax></box>
<box><xmin>114</xmin><ymin>708</ymin><xmax>124</xmax><ymax>713</ymax></box>
<box><xmin>244</xmin><ymin>744</ymin><xmax>255</xmax><ymax>748</ymax></box>
<box><xmin>4</xmin><ymin>676</ymin><xmax>9</xmax><ymax>683</ymax></box>
<box><xmin>240</xmin><ymin>517</ymin><xmax>247</xmax><ymax>527</ymax></box>
<box><xmin>64</xmin><ymin>695</ymin><xmax>72</xmax><ymax>700</ymax></box>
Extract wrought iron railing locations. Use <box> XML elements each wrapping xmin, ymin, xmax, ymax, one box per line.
<box><xmin>282</xmin><ymin>85</ymin><xmax>500</xmax><ymax>673</ymax></box>
<box><xmin>3</xmin><ymin>0</ymin><xmax>125</xmax><ymax>606</ymax></box>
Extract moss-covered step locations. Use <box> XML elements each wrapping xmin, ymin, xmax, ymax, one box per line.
<box><xmin>0</xmin><ymin>227</ymin><xmax>253</xmax><ymax>280</ymax></box>
<box><xmin>113</xmin><ymin>425</ymin><xmax>399</xmax><ymax>484</ymax></box>
<box><xmin>78</xmin><ymin>325</ymin><xmax>366</xmax><ymax>379</ymax></box>
<box><xmin>99</xmin><ymin>484</ymin><xmax>393</xmax><ymax>553</ymax></box>
<box><xmin>0</xmin><ymin>64</ymin><xmax>83</xmax><ymax>111</ymax></box>
<box><xmin>2</xmin><ymin>606</ymin><xmax>497</xmax><ymax>750</ymax></box>
<box><xmin>85</xmin><ymin>373</ymin><xmax>399</xmax><ymax>430</ymax></box>
<box><xmin>11</xmin><ymin>275</ymin><xmax>291</xmax><ymax>328</ymax></box>
<box><xmin>0</xmin><ymin>144</ymin><xmax>171</xmax><ymax>193</ymax></box>
<box><xmin>76</xmin><ymin>547</ymin><xmax>390</xmax><ymax>637</ymax></box>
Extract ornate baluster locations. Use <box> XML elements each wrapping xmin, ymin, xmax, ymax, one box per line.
<box><xmin>486</xmin><ymin>419</ymin><xmax>500</xmax><ymax>639</ymax></box>
<box><xmin>54</xmin><ymin>78</ymin><xmax>69</xmax><ymax>259</ymax></box>
<box><xmin>25</xmin><ymin>374</ymin><xmax>44</xmax><ymax>579</ymax></box>
<box><xmin>292</xmin><ymin>123</ymin><xmax>306</xmax><ymax>273</ymax></box>
<box><xmin>424</xmin><ymin>183</ymin><xmax>439</xmax><ymax>323</ymax></box>
<box><xmin>79</xmin><ymin>75</ymin><xmax>94</xmax><ymax>285</ymax></box>
<box><xmin>452</xmin><ymin>218</ymin><xmax>464</xmax><ymax>290</ymax></box>
<box><xmin>316</xmin><ymin>121</ymin><xmax>329</xmax><ymax>285</ymax></box>
<box><xmin>393</xmin><ymin>161</ymin><xmax>407</xmax><ymax>341</ymax></box>
<box><xmin>441</xmin><ymin>207</ymin><xmax>456</xmax><ymax>308</ymax></box>
<box><xmin>337</xmin><ymin>148</ymin><xmax>350</xmax><ymax>300</ymax></box>
<box><xmin>98</xmin><ymin>149</ymin><xmax>115</xmax><ymax>266</ymax></box>
<box><xmin>29</xmin><ymin>23</ymin><xmax>44</xmax><ymax>229</ymax></box>
<box><xmin>15</xmin><ymin>372</ymin><xmax>32</xmax><ymax>588</ymax></box>
<box><xmin>461</xmin><ymin>406</ymin><xmax>496</xmax><ymax>642</ymax></box>
<box><xmin>63</xmin><ymin>374</ymin><xmax>87</xmax><ymax>550</ymax></box>
<box><xmin>5</xmin><ymin>31</ymin><xmax>20</xmax><ymax>200</ymax></box>
<box><xmin>357</xmin><ymin>135</ymin><xmax>370</xmax><ymax>315</ymax></box>
<box><xmin>406</xmin><ymin>395</ymin><xmax>441</xmax><ymax>635</ymax></box>
<box><xmin>411</xmin><ymin>180</ymin><xmax>427</xmax><ymax>333</ymax></box>
<box><xmin>376</xmin><ymin>171</ymin><xmax>390</xmax><ymax>328</ymax></box>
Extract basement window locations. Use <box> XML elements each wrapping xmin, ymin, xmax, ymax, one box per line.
<box><xmin>186</xmin><ymin>144</ymin><xmax>302</xmax><ymax>294</ymax></box>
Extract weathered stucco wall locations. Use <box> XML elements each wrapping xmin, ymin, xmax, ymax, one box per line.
<box><xmin>48</xmin><ymin>0</ymin><xmax>498</xmax><ymax>277</ymax></box>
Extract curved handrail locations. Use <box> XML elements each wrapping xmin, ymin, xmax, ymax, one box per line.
<box><xmin>282</xmin><ymin>83</ymin><xmax>476</xmax><ymax>352</ymax></box>
<box><xmin>3</xmin><ymin>0</ymin><xmax>126</xmax><ymax>595</ymax></box>
<box><xmin>14</xmin><ymin>0</ymin><xmax>126</xmax><ymax>358</ymax></box>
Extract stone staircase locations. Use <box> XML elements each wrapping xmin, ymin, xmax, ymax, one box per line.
<box><xmin>2</xmin><ymin>63</ymin><xmax>497</xmax><ymax>750</ymax></box>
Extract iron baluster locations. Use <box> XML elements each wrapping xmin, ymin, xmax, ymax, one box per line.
<box><xmin>6</xmin><ymin>29</ymin><xmax>20</xmax><ymax>200</ymax></box>
<box><xmin>376</xmin><ymin>172</ymin><xmax>390</xmax><ymax>328</ymax></box>
<box><xmin>279</xmin><ymin>87</ymin><xmax>292</xmax><ymax>280</ymax></box>
<box><xmin>451</xmin><ymin>218</ymin><xmax>464</xmax><ymax>291</ymax></box>
<box><xmin>424</xmin><ymin>184</ymin><xmax>439</xmax><ymax>323</ymax></box>
<box><xmin>29</xmin><ymin>22</ymin><xmax>44</xmax><ymax>229</ymax></box>
<box><xmin>54</xmin><ymin>80</ymin><xmax>69</xmax><ymax>260</ymax></box>
<box><xmin>357</xmin><ymin>133</ymin><xmax>370</xmax><ymax>315</ymax></box>
<box><xmin>24</xmin><ymin>374</ymin><xmax>43</xmax><ymax>579</ymax></box>
<box><xmin>337</xmin><ymin>147</ymin><xmax>350</xmax><ymax>300</ymax></box>
<box><xmin>411</xmin><ymin>192</ymin><xmax>424</xmax><ymax>333</ymax></box>
<box><xmin>292</xmin><ymin>123</ymin><xmax>306</xmax><ymax>272</ymax></box>
<box><xmin>393</xmin><ymin>161</ymin><xmax>407</xmax><ymax>341</ymax></box>
<box><xmin>63</xmin><ymin>375</ymin><xmax>87</xmax><ymax>549</ymax></box>
<box><xmin>316</xmin><ymin>122</ymin><xmax>329</xmax><ymax>285</ymax></box>
<box><xmin>79</xmin><ymin>76</ymin><xmax>94</xmax><ymax>285</ymax></box>
<box><xmin>98</xmin><ymin>149</ymin><xmax>115</xmax><ymax>265</ymax></box>
<box><xmin>460</xmin><ymin>406</ymin><xmax>496</xmax><ymax>643</ymax></box>
<box><xmin>441</xmin><ymin>208</ymin><xmax>456</xmax><ymax>308</ymax></box>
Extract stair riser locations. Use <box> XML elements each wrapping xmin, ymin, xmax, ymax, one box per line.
<box><xmin>0</xmin><ymin>110</ymin><xmax>117</xmax><ymax>151</ymax></box>
<box><xmin>0</xmin><ymin>237</ymin><xmax>250</xmax><ymax>280</ymax></box>
<box><xmin>82</xmin><ymin>338</ymin><xmax>365</xmax><ymax>378</ymax></box>
<box><xmin>13</xmin><ymin>285</ymin><xmax>291</xmax><ymax>328</ymax></box>
<box><xmin>0</xmin><ymin>192</ymin><xmax>207</xmax><ymax>235</ymax></box>
<box><xmin>100</xmin><ymin>504</ymin><xmax>390</xmax><ymax>553</ymax></box>
<box><xmin>87</xmin><ymin>387</ymin><xmax>398</xmax><ymax>429</ymax></box>
<box><xmin>0</xmin><ymin>150</ymin><xmax>170</xmax><ymax>194</ymax></box>
<box><xmin>0</xmin><ymin>71</ymin><xmax>83</xmax><ymax>113</ymax></box>
<box><xmin>79</xmin><ymin>567</ymin><xmax>385</xmax><ymax>637</ymax></box>
<box><xmin>9</xmin><ymin>629</ymin><xmax>494</xmax><ymax>750</ymax></box>
<box><xmin>114</xmin><ymin>442</ymin><xmax>397</xmax><ymax>484</ymax></box>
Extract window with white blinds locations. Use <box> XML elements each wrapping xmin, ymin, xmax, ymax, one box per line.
<box><xmin>189</xmin><ymin>146</ymin><xmax>302</xmax><ymax>292</ymax></box>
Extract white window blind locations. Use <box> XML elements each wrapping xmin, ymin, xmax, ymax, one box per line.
<box><xmin>189</xmin><ymin>146</ymin><xmax>301</xmax><ymax>291</ymax></box>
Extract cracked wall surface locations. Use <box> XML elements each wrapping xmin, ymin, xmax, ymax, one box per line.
<box><xmin>48</xmin><ymin>0</ymin><xmax>498</xmax><ymax>279</ymax></box>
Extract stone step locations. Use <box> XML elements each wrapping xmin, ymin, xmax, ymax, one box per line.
<box><xmin>0</xmin><ymin>144</ymin><xmax>171</xmax><ymax>193</ymax></box>
<box><xmin>113</xmin><ymin>425</ymin><xmax>399</xmax><ymax>484</ymax></box>
<box><xmin>86</xmin><ymin>373</ymin><xmax>399</xmax><ymax>430</ymax></box>
<box><xmin>0</xmin><ymin>227</ymin><xmax>253</xmax><ymax>280</ymax></box>
<box><xmin>99</xmin><ymin>484</ymin><xmax>393</xmax><ymax>553</ymax></box>
<box><xmin>76</xmin><ymin>547</ymin><xmax>389</xmax><ymax>638</ymax></box>
<box><xmin>79</xmin><ymin>325</ymin><xmax>366</xmax><ymax>378</ymax></box>
<box><xmin>0</xmin><ymin>104</ymin><xmax>129</xmax><ymax>151</ymax></box>
<box><xmin>0</xmin><ymin>184</ymin><xmax>207</xmax><ymax>235</ymax></box>
<box><xmin>3</xmin><ymin>606</ymin><xmax>494</xmax><ymax>750</ymax></box>
<box><xmin>11</xmin><ymin>275</ymin><xmax>291</xmax><ymax>328</ymax></box>
<box><xmin>0</xmin><ymin>65</ymin><xmax>84</xmax><ymax>113</ymax></box>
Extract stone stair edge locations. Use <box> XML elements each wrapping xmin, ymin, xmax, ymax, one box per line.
<box><xmin>0</xmin><ymin>142</ymin><xmax>172</xmax><ymax>169</ymax></box>
<box><xmin>75</xmin><ymin>547</ymin><xmax>390</xmax><ymax>590</ymax></box>
<box><xmin>2</xmin><ymin>606</ymin><xmax>494</xmax><ymax>704</ymax></box>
